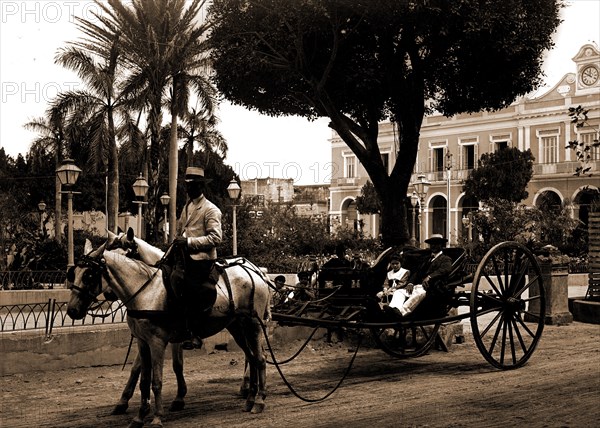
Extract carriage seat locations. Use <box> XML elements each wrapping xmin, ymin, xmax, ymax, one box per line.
<box><xmin>441</xmin><ymin>247</ymin><xmax>472</xmax><ymax>289</ymax></box>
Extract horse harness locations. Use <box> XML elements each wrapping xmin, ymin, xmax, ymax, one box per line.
<box><xmin>70</xmin><ymin>247</ymin><xmax>264</xmax><ymax>320</ymax></box>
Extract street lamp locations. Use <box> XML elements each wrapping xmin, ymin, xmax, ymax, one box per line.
<box><xmin>410</xmin><ymin>191</ymin><xmax>419</xmax><ymax>247</ymax></box>
<box><xmin>56</xmin><ymin>159</ymin><xmax>81</xmax><ymax>267</ymax></box>
<box><xmin>160</xmin><ymin>193</ymin><xmax>170</xmax><ymax>244</ymax></box>
<box><xmin>37</xmin><ymin>200</ymin><xmax>46</xmax><ymax>237</ymax></box>
<box><xmin>413</xmin><ymin>174</ymin><xmax>430</xmax><ymax>248</ymax></box>
<box><xmin>132</xmin><ymin>173</ymin><xmax>149</xmax><ymax>239</ymax></box>
<box><xmin>227</xmin><ymin>179</ymin><xmax>241</xmax><ymax>256</ymax></box>
<box><xmin>462</xmin><ymin>213</ymin><xmax>473</xmax><ymax>243</ymax></box>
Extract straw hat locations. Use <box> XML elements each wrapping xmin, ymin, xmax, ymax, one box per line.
<box><xmin>184</xmin><ymin>167</ymin><xmax>211</xmax><ymax>182</ymax></box>
<box><xmin>424</xmin><ymin>234</ymin><xmax>448</xmax><ymax>245</ymax></box>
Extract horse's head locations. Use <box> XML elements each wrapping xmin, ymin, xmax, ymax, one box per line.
<box><xmin>106</xmin><ymin>227</ymin><xmax>164</xmax><ymax>266</ymax></box>
<box><xmin>66</xmin><ymin>239</ymin><xmax>108</xmax><ymax>320</ymax></box>
<box><xmin>106</xmin><ymin>228</ymin><xmax>139</xmax><ymax>259</ymax></box>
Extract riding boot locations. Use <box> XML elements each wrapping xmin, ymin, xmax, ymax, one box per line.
<box><xmin>170</xmin><ymin>303</ymin><xmax>193</xmax><ymax>344</ymax></box>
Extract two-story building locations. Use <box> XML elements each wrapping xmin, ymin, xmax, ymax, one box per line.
<box><xmin>329</xmin><ymin>44</ymin><xmax>600</xmax><ymax>244</ymax></box>
<box><xmin>240</xmin><ymin>177</ymin><xmax>329</xmax><ymax>219</ymax></box>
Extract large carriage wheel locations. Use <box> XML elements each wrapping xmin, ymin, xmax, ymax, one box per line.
<box><xmin>371</xmin><ymin>323</ymin><xmax>441</xmax><ymax>359</ymax></box>
<box><xmin>470</xmin><ymin>242</ymin><xmax>545</xmax><ymax>370</ymax></box>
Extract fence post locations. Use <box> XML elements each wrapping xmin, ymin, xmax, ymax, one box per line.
<box><xmin>45</xmin><ymin>298</ymin><xmax>56</xmax><ymax>338</ymax></box>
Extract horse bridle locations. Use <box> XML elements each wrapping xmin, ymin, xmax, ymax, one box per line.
<box><xmin>69</xmin><ymin>250</ymin><xmax>164</xmax><ymax>316</ymax></box>
<box><xmin>67</xmin><ymin>255</ymin><xmax>107</xmax><ymax>306</ymax></box>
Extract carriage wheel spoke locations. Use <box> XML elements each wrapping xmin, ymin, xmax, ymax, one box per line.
<box><xmin>490</xmin><ymin>256</ymin><xmax>505</xmax><ymax>293</ymax></box>
<box><xmin>514</xmin><ymin>313</ymin><xmax>537</xmax><ymax>338</ymax></box>
<box><xmin>509</xmin><ymin>255</ymin><xmax>529</xmax><ymax>295</ymax></box>
<box><xmin>507</xmin><ymin>315</ymin><xmax>517</xmax><ymax>364</ymax></box>
<box><xmin>514</xmin><ymin>274</ymin><xmax>541</xmax><ymax>298</ymax></box>
<box><xmin>504</xmin><ymin>250</ymin><xmax>511</xmax><ymax>295</ymax></box>
<box><xmin>511</xmin><ymin>317</ymin><xmax>529</xmax><ymax>355</ymax></box>
<box><xmin>482</xmin><ymin>273</ymin><xmax>503</xmax><ymax>296</ymax></box>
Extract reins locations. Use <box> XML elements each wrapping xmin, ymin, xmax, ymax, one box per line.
<box><xmin>74</xmin><ymin>253</ymin><xmax>163</xmax><ymax>319</ymax></box>
<box><xmin>256</xmin><ymin>314</ymin><xmax>363</xmax><ymax>403</ymax></box>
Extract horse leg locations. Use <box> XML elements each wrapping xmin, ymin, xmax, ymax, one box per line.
<box><xmin>228</xmin><ymin>318</ymin><xmax>267</xmax><ymax>413</ymax></box>
<box><xmin>248</xmin><ymin>318</ymin><xmax>267</xmax><ymax>414</ymax></box>
<box><xmin>227</xmin><ymin>322</ymin><xmax>257</xmax><ymax>412</ymax></box>
<box><xmin>112</xmin><ymin>351</ymin><xmax>141</xmax><ymax>415</ymax></box>
<box><xmin>148</xmin><ymin>341</ymin><xmax>167</xmax><ymax>428</ymax></box>
<box><xmin>128</xmin><ymin>342</ymin><xmax>152</xmax><ymax>428</ymax></box>
<box><xmin>168</xmin><ymin>343</ymin><xmax>187</xmax><ymax>412</ymax></box>
<box><xmin>239</xmin><ymin>359</ymin><xmax>251</xmax><ymax>399</ymax></box>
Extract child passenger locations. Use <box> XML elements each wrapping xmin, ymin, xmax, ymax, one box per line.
<box><xmin>377</xmin><ymin>254</ymin><xmax>410</xmax><ymax>305</ymax></box>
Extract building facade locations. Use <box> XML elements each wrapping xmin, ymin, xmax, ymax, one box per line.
<box><xmin>329</xmin><ymin>44</ymin><xmax>600</xmax><ymax>244</ymax></box>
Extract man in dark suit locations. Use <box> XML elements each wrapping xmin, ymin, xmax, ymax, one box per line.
<box><xmin>384</xmin><ymin>234</ymin><xmax>452</xmax><ymax>318</ymax></box>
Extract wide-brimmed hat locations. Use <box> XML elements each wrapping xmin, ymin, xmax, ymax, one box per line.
<box><xmin>425</xmin><ymin>234</ymin><xmax>448</xmax><ymax>245</ymax></box>
<box><xmin>184</xmin><ymin>167</ymin><xmax>211</xmax><ymax>182</ymax></box>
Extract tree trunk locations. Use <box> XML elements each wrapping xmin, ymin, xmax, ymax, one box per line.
<box><xmin>379</xmin><ymin>180</ymin><xmax>409</xmax><ymax>247</ymax></box>
<box><xmin>107</xmin><ymin>113</ymin><xmax>119</xmax><ymax>233</ymax></box>
<box><xmin>168</xmin><ymin>107</ymin><xmax>179</xmax><ymax>243</ymax></box>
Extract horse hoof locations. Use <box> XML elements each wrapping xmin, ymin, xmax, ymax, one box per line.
<box><xmin>243</xmin><ymin>401</ymin><xmax>255</xmax><ymax>412</ymax></box>
<box><xmin>127</xmin><ymin>420</ymin><xmax>144</xmax><ymax>428</ymax></box>
<box><xmin>251</xmin><ymin>403</ymin><xmax>266</xmax><ymax>414</ymax></box>
<box><xmin>169</xmin><ymin>400</ymin><xmax>185</xmax><ymax>412</ymax></box>
<box><xmin>111</xmin><ymin>403</ymin><xmax>128</xmax><ymax>415</ymax></box>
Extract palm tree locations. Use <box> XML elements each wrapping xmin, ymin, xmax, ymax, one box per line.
<box><xmin>165</xmin><ymin>5</ymin><xmax>216</xmax><ymax>240</ymax></box>
<box><xmin>53</xmin><ymin>39</ymin><xmax>137</xmax><ymax>233</ymax></box>
<box><xmin>180</xmin><ymin>107</ymin><xmax>228</xmax><ymax>168</ymax></box>
<box><xmin>23</xmin><ymin>109</ymin><xmax>68</xmax><ymax>244</ymax></box>
<box><xmin>74</xmin><ymin>0</ymin><xmax>214</xmax><ymax>241</ymax></box>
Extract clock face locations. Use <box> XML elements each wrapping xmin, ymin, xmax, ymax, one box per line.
<box><xmin>581</xmin><ymin>65</ymin><xmax>599</xmax><ymax>86</ymax></box>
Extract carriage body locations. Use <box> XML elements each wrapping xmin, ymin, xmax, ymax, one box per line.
<box><xmin>271</xmin><ymin>241</ymin><xmax>546</xmax><ymax>370</ymax></box>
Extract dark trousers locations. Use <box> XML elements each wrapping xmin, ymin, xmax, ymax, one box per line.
<box><xmin>170</xmin><ymin>253</ymin><xmax>217</xmax><ymax>315</ymax></box>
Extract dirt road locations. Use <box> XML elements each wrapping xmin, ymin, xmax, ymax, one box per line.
<box><xmin>1</xmin><ymin>322</ymin><xmax>599</xmax><ymax>428</ymax></box>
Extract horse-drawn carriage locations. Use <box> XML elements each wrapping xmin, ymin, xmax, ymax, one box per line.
<box><xmin>271</xmin><ymin>241</ymin><xmax>546</xmax><ymax>370</ymax></box>
<box><xmin>66</xmin><ymin>232</ymin><xmax>545</xmax><ymax>427</ymax></box>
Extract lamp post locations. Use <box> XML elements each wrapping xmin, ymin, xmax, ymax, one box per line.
<box><xmin>227</xmin><ymin>179</ymin><xmax>241</xmax><ymax>256</ymax></box>
<box><xmin>132</xmin><ymin>174</ymin><xmax>149</xmax><ymax>239</ymax></box>
<box><xmin>56</xmin><ymin>159</ymin><xmax>81</xmax><ymax>268</ymax></box>
<box><xmin>413</xmin><ymin>174</ymin><xmax>430</xmax><ymax>248</ymax></box>
<box><xmin>445</xmin><ymin>152</ymin><xmax>453</xmax><ymax>244</ymax></box>
<box><xmin>410</xmin><ymin>191</ymin><xmax>419</xmax><ymax>247</ymax></box>
<box><xmin>465</xmin><ymin>212</ymin><xmax>473</xmax><ymax>243</ymax></box>
<box><xmin>160</xmin><ymin>193</ymin><xmax>170</xmax><ymax>244</ymax></box>
<box><xmin>37</xmin><ymin>200</ymin><xmax>46</xmax><ymax>237</ymax></box>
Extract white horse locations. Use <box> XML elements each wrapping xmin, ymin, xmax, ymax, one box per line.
<box><xmin>67</xmin><ymin>235</ymin><xmax>272</xmax><ymax>428</ymax></box>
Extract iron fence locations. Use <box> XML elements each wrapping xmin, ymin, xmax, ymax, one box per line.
<box><xmin>0</xmin><ymin>299</ymin><xmax>128</xmax><ymax>334</ymax></box>
<box><xmin>0</xmin><ymin>270</ymin><xmax>67</xmax><ymax>290</ymax></box>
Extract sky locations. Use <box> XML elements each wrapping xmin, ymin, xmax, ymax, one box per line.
<box><xmin>1</xmin><ymin>0</ymin><xmax>599</xmax><ymax>185</ymax></box>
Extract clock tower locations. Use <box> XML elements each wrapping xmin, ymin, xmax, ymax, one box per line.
<box><xmin>573</xmin><ymin>44</ymin><xmax>600</xmax><ymax>93</ymax></box>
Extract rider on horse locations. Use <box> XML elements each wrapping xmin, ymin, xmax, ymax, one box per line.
<box><xmin>170</xmin><ymin>166</ymin><xmax>223</xmax><ymax>350</ymax></box>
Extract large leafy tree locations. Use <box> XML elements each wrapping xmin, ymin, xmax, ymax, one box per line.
<box><xmin>463</xmin><ymin>147</ymin><xmax>535</xmax><ymax>203</ymax></box>
<box><xmin>208</xmin><ymin>0</ymin><xmax>561</xmax><ymax>245</ymax></box>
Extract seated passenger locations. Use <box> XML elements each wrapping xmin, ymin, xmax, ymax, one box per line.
<box><xmin>294</xmin><ymin>271</ymin><xmax>316</xmax><ymax>301</ymax></box>
<box><xmin>272</xmin><ymin>275</ymin><xmax>291</xmax><ymax>306</ymax></box>
<box><xmin>384</xmin><ymin>234</ymin><xmax>452</xmax><ymax>318</ymax></box>
<box><xmin>376</xmin><ymin>254</ymin><xmax>410</xmax><ymax>304</ymax></box>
